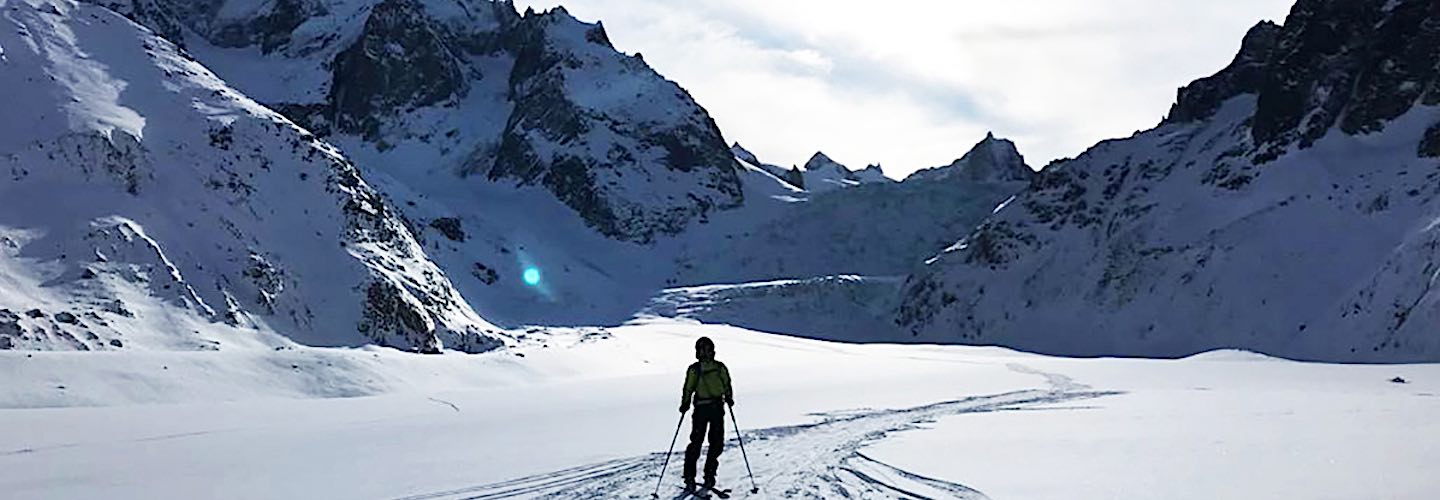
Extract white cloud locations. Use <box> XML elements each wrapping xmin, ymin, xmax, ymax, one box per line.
<box><xmin>515</xmin><ymin>0</ymin><xmax>1296</xmax><ymax>178</ymax></box>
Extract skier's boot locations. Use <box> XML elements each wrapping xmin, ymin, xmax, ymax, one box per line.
<box><xmin>684</xmin><ymin>478</ymin><xmax>697</xmax><ymax>492</ymax></box>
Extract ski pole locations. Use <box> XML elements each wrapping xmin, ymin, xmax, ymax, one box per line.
<box><xmin>652</xmin><ymin>410</ymin><xmax>687</xmax><ymax>499</ymax></box>
<box><xmin>728</xmin><ymin>404</ymin><xmax>760</xmax><ymax>494</ymax></box>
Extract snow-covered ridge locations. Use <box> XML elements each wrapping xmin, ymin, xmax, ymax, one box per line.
<box><xmin>94</xmin><ymin>0</ymin><xmax>744</xmax><ymax>244</ymax></box>
<box><xmin>898</xmin><ymin>0</ymin><xmax>1440</xmax><ymax>362</ymax></box>
<box><xmin>0</xmin><ymin>0</ymin><xmax>504</xmax><ymax>353</ymax></box>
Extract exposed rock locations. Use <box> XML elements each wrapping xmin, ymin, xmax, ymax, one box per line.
<box><xmin>1421</xmin><ymin>122</ymin><xmax>1440</xmax><ymax>158</ymax></box>
<box><xmin>360</xmin><ymin>280</ymin><xmax>440</xmax><ymax>353</ymax></box>
<box><xmin>430</xmin><ymin>217</ymin><xmax>466</xmax><ymax>242</ymax></box>
<box><xmin>330</xmin><ymin>0</ymin><xmax>470</xmax><ymax>139</ymax></box>
<box><xmin>487</xmin><ymin>8</ymin><xmax>742</xmax><ymax>242</ymax></box>
<box><xmin>1251</xmin><ymin>0</ymin><xmax>1440</xmax><ymax>160</ymax></box>
<box><xmin>1166</xmin><ymin>21</ymin><xmax>1281</xmax><ymax>124</ymax></box>
<box><xmin>472</xmin><ymin>262</ymin><xmax>499</xmax><ymax>285</ymax></box>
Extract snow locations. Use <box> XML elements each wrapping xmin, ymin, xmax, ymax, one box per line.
<box><xmin>0</xmin><ymin>0</ymin><xmax>145</xmax><ymax>150</ymax></box>
<box><xmin>2</xmin><ymin>320</ymin><xmax>1437</xmax><ymax>499</ymax></box>
<box><xmin>0</xmin><ymin>0</ymin><xmax>502</xmax><ymax>353</ymax></box>
<box><xmin>866</xmin><ymin>355</ymin><xmax>1440</xmax><ymax>500</ymax></box>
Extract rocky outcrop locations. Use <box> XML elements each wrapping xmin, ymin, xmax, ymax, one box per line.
<box><xmin>1165</xmin><ymin>0</ymin><xmax>1440</xmax><ymax>162</ymax></box>
<box><xmin>487</xmin><ymin>8</ymin><xmax>742</xmax><ymax>242</ymax></box>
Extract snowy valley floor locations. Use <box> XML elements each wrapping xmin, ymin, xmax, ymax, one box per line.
<box><xmin>1</xmin><ymin>320</ymin><xmax>1438</xmax><ymax>499</ymax></box>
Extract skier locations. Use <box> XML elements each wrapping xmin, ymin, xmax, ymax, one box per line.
<box><xmin>679</xmin><ymin>336</ymin><xmax>733</xmax><ymax>492</ymax></box>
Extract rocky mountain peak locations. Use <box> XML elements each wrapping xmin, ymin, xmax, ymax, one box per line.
<box><xmin>905</xmin><ymin>133</ymin><xmax>1033</xmax><ymax>184</ymax></box>
<box><xmin>803</xmin><ymin>151</ymin><xmax>842</xmax><ymax>172</ymax></box>
<box><xmin>1166</xmin><ymin>21</ymin><xmax>1280</xmax><ymax>125</ymax></box>
<box><xmin>1165</xmin><ymin>0</ymin><xmax>1439</xmax><ymax>161</ymax></box>
<box><xmin>730</xmin><ymin>143</ymin><xmax>760</xmax><ymax>165</ymax></box>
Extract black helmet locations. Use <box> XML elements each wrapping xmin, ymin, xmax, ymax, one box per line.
<box><xmin>695</xmin><ymin>337</ymin><xmax>714</xmax><ymax>350</ymax></box>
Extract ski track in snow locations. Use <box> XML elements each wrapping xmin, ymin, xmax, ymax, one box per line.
<box><xmin>395</xmin><ymin>365</ymin><xmax>1119</xmax><ymax>500</ymax></box>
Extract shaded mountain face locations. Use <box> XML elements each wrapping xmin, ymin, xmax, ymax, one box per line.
<box><xmin>905</xmin><ymin>133</ymin><xmax>1035</xmax><ymax>185</ymax></box>
<box><xmin>898</xmin><ymin>0</ymin><xmax>1440</xmax><ymax>362</ymax></box>
<box><xmin>103</xmin><ymin>0</ymin><xmax>743</xmax><ymax>243</ymax></box>
<box><xmin>0</xmin><ymin>0</ymin><xmax>503</xmax><ymax>353</ymax></box>
<box><xmin>1167</xmin><ymin>0</ymin><xmax>1440</xmax><ymax>162</ymax></box>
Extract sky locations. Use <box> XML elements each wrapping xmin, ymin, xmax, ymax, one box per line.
<box><xmin>513</xmin><ymin>0</ymin><xmax>1296</xmax><ymax>179</ymax></box>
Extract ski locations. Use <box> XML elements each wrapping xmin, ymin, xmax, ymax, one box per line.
<box><xmin>702</xmin><ymin>485</ymin><xmax>732</xmax><ymax>498</ymax></box>
<box><xmin>676</xmin><ymin>485</ymin><xmax>731</xmax><ymax>499</ymax></box>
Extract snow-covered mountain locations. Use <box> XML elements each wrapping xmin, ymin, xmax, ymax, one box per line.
<box><xmin>898</xmin><ymin>0</ymin><xmax>1440</xmax><ymax>362</ymax></box>
<box><xmin>96</xmin><ymin>0</ymin><xmax>743</xmax><ymax>245</ymax></box>
<box><xmin>799</xmin><ymin>152</ymin><xmax>890</xmax><ymax>193</ymax></box>
<box><xmin>680</xmin><ymin>134</ymin><xmax>1035</xmax><ymax>284</ymax></box>
<box><xmin>730</xmin><ymin>143</ymin><xmax>891</xmax><ymax>194</ymax></box>
<box><xmin>0</xmin><ymin>0</ymin><xmax>504</xmax><ymax>353</ymax></box>
<box><xmin>78</xmin><ymin>0</ymin><xmax>1033</xmax><ymax>327</ymax></box>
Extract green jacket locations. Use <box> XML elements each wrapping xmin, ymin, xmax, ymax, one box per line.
<box><xmin>682</xmin><ymin>360</ymin><xmax>732</xmax><ymax>405</ymax></box>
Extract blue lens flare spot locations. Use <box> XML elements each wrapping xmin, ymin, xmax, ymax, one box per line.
<box><xmin>523</xmin><ymin>267</ymin><xmax>541</xmax><ymax>286</ymax></box>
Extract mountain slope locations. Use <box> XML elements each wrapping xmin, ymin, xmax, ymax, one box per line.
<box><xmin>87</xmin><ymin>0</ymin><xmax>1036</xmax><ymax>327</ymax></box>
<box><xmin>898</xmin><ymin>0</ymin><xmax>1440</xmax><ymax>362</ymax></box>
<box><xmin>102</xmin><ymin>0</ymin><xmax>743</xmax><ymax>244</ymax></box>
<box><xmin>0</xmin><ymin>0</ymin><xmax>503</xmax><ymax>353</ymax></box>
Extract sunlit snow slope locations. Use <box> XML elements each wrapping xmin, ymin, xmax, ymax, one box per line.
<box><xmin>0</xmin><ymin>0</ymin><xmax>505</xmax><ymax>353</ymax></box>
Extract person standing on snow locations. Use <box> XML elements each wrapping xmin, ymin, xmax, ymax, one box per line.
<box><xmin>679</xmin><ymin>336</ymin><xmax>734</xmax><ymax>490</ymax></box>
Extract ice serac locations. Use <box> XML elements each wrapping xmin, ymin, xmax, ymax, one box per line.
<box><xmin>0</xmin><ymin>0</ymin><xmax>503</xmax><ymax>353</ymax></box>
<box><xmin>897</xmin><ymin>0</ymin><xmax>1440</xmax><ymax>362</ymax></box>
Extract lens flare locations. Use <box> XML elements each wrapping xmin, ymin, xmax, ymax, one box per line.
<box><xmin>523</xmin><ymin>267</ymin><xmax>541</xmax><ymax>286</ymax></box>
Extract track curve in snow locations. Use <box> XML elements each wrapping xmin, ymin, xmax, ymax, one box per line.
<box><xmin>396</xmin><ymin>377</ymin><xmax>1120</xmax><ymax>500</ymax></box>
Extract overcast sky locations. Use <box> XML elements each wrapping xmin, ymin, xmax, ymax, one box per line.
<box><xmin>514</xmin><ymin>0</ymin><xmax>1296</xmax><ymax>179</ymax></box>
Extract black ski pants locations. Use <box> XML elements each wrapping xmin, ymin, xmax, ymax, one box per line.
<box><xmin>683</xmin><ymin>402</ymin><xmax>725</xmax><ymax>482</ymax></box>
